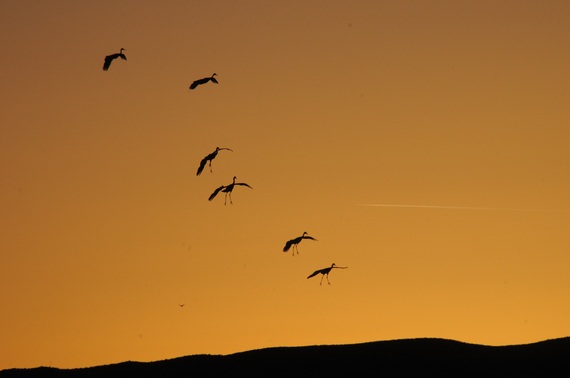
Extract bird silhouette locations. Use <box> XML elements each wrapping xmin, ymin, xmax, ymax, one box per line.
<box><xmin>189</xmin><ymin>73</ymin><xmax>218</xmax><ymax>90</ymax></box>
<box><xmin>283</xmin><ymin>231</ymin><xmax>317</xmax><ymax>255</ymax></box>
<box><xmin>179</xmin><ymin>304</ymin><xmax>185</xmax><ymax>308</ymax></box>
<box><xmin>103</xmin><ymin>48</ymin><xmax>127</xmax><ymax>71</ymax></box>
<box><xmin>197</xmin><ymin>147</ymin><xmax>233</xmax><ymax>176</ymax></box>
<box><xmin>208</xmin><ymin>176</ymin><xmax>252</xmax><ymax>205</ymax></box>
<box><xmin>307</xmin><ymin>263</ymin><xmax>347</xmax><ymax>285</ymax></box>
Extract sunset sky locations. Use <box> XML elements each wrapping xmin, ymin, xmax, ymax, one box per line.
<box><xmin>2</xmin><ymin>0</ymin><xmax>570</xmax><ymax>370</ymax></box>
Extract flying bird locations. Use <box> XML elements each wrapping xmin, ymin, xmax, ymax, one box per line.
<box><xmin>103</xmin><ymin>48</ymin><xmax>127</xmax><ymax>71</ymax></box>
<box><xmin>197</xmin><ymin>147</ymin><xmax>233</xmax><ymax>176</ymax></box>
<box><xmin>179</xmin><ymin>304</ymin><xmax>185</xmax><ymax>308</ymax></box>
<box><xmin>283</xmin><ymin>231</ymin><xmax>317</xmax><ymax>255</ymax></box>
<box><xmin>307</xmin><ymin>263</ymin><xmax>348</xmax><ymax>285</ymax></box>
<box><xmin>189</xmin><ymin>73</ymin><xmax>218</xmax><ymax>90</ymax></box>
<box><xmin>208</xmin><ymin>176</ymin><xmax>252</xmax><ymax>205</ymax></box>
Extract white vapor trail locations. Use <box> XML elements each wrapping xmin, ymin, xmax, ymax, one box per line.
<box><xmin>357</xmin><ymin>204</ymin><xmax>566</xmax><ymax>213</ymax></box>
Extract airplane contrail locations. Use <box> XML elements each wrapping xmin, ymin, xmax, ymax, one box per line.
<box><xmin>357</xmin><ymin>203</ymin><xmax>566</xmax><ymax>213</ymax></box>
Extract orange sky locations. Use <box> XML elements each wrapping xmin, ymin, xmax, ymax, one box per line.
<box><xmin>1</xmin><ymin>0</ymin><xmax>570</xmax><ymax>370</ymax></box>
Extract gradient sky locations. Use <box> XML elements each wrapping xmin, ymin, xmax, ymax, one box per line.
<box><xmin>2</xmin><ymin>0</ymin><xmax>570</xmax><ymax>370</ymax></box>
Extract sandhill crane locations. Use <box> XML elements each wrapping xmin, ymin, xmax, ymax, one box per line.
<box><xmin>283</xmin><ymin>232</ymin><xmax>317</xmax><ymax>255</ymax></box>
<box><xmin>208</xmin><ymin>176</ymin><xmax>252</xmax><ymax>205</ymax></box>
<box><xmin>189</xmin><ymin>73</ymin><xmax>218</xmax><ymax>90</ymax></box>
<box><xmin>196</xmin><ymin>147</ymin><xmax>233</xmax><ymax>176</ymax></box>
<box><xmin>307</xmin><ymin>263</ymin><xmax>348</xmax><ymax>285</ymax></box>
<box><xmin>103</xmin><ymin>48</ymin><xmax>127</xmax><ymax>71</ymax></box>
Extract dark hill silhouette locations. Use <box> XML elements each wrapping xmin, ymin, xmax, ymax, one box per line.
<box><xmin>2</xmin><ymin>337</ymin><xmax>569</xmax><ymax>377</ymax></box>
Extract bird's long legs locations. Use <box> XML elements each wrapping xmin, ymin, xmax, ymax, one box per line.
<box><xmin>292</xmin><ymin>245</ymin><xmax>300</xmax><ymax>256</ymax></box>
<box><xmin>224</xmin><ymin>192</ymin><xmax>233</xmax><ymax>205</ymax></box>
<box><xmin>320</xmin><ymin>274</ymin><xmax>331</xmax><ymax>285</ymax></box>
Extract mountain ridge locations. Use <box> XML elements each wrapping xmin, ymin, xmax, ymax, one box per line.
<box><xmin>2</xmin><ymin>337</ymin><xmax>569</xmax><ymax>377</ymax></box>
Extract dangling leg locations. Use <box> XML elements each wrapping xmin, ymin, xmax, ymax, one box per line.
<box><xmin>319</xmin><ymin>274</ymin><xmax>324</xmax><ymax>285</ymax></box>
<box><xmin>209</xmin><ymin>160</ymin><xmax>213</xmax><ymax>173</ymax></box>
<box><xmin>326</xmin><ymin>274</ymin><xmax>331</xmax><ymax>285</ymax></box>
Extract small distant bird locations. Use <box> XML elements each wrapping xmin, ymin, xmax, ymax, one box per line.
<box><xmin>189</xmin><ymin>73</ymin><xmax>218</xmax><ymax>90</ymax></box>
<box><xmin>179</xmin><ymin>304</ymin><xmax>185</xmax><ymax>308</ymax></box>
<box><xmin>208</xmin><ymin>176</ymin><xmax>252</xmax><ymax>205</ymax></box>
<box><xmin>307</xmin><ymin>263</ymin><xmax>348</xmax><ymax>285</ymax></box>
<box><xmin>103</xmin><ymin>48</ymin><xmax>127</xmax><ymax>71</ymax></box>
<box><xmin>283</xmin><ymin>232</ymin><xmax>317</xmax><ymax>255</ymax></box>
<box><xmin>197</xmin><ymin>147</ymin><xmax>233</xmax><ymax>176</ymax></box>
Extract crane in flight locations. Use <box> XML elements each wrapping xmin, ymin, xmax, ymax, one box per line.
<box><xmin>103</xmin><ymin>48</ymin><xmax>127</xmax><ymax>71</ymax></box>
<box><xmin>190</xmin><ymin>73</ymin><xmax>218</xmax><ymax>90</ymax></box>
<box><xmin>196</xmin><ymin>147</ymin><xmax>233</xmax><ymax>176</ymax></box>
<box><xmin>283</xmin><ymin>231</ymin><xmax>317</xmax><ymax>255</ymax></box>
<box><xmin>307</xmin><ymin>263</ymin><xmax>348</xmax><ymax>285</ymax></box>
<box><xmin>208</xmin><ymin>176</ymin><xmax>252</xmax><ymax>205</ymax></box>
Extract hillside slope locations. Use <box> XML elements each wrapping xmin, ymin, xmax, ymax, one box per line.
<box><xmin>2</xmin><ymin>337</ymin><xmax>569</xmax><ymax>377</ymax></box>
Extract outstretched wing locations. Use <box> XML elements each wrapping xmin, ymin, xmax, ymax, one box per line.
<box><xmin>208</xmin><ymin>185</ymin><xmax>225</xmax><ymax>201</ymax></box>
<box><xmin>210</xmin><ymin>77</ymin><xmax>219</xmax><ymax>84</ymax></box>
<box><xmin>103</xmin><ymin>55</ymin><xmax>114</xmax><ymax>71</ymax></box>
<box><xmin>196</xmin><ymin>157</ymin><xmax>208</xmax><ymax>176</ymax></box>
<box><xmin>190</xmin><ymin>77</ymin><xmax>208</xmax><ymax>90</ymax></box>
<box><xmin>283</xmin><ymin>239</ymin><xmax>294</xmax><ymax>252</ymax></box>
<box><xmin>236</xmin><ymin>183</ymin><xmax>253</xmax><ymax>189</ymax></box>
<box><xmin>307</xmin><ymin>268</ymin><xmax>324</xmax><ymax>279</ymax></box>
